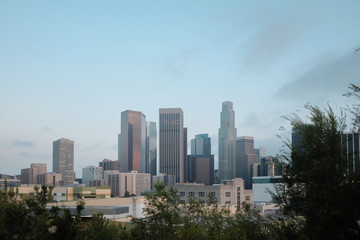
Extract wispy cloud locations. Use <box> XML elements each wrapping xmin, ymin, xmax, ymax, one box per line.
<box><xmin>276</xmin><ymin>51</ymin><xmax>360</xmax><ymax>100</ymax></box>
<box><xmin>162</xmin><ymin>49</ymin><xmax>198</xmax><ymax>77</ymax></box>
<box><xmin>255</xmin><ymin>136</ymin><xmax>283</xmax><ymax>157</ymax></box>
<box><xmin>240</xmin><ymin>22</ymin><xmax>299</xmax><ymax>72</ymax></box>
<box><xmin>18</xmin><ymin>151</ymin><xmax>50</xmax><ymax>160</ymax></box>
<box><xmin>41</xmin><ymin>126</ymin><xmax>50</xmax><ymax>132</ymax></box>
<box><xmin>93</xmin><ymin>142</ymin><xmax>101</xmax><ymax>149</ymax></box>
<box><xmin>10</xmin><ymin>139</ymin><xmax>35</xmax><ymax>148</ymax></box>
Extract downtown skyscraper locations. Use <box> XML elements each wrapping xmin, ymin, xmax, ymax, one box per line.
<box><xmin>191</xmin><ymin>133</ymin><xmax>211</xmax><ymax>155</ymax></box>
<box><xmin>236</xmin><ymin>136</ymin><xmax>256</xmax><ymax>189</ymax></box>
<box><xmin>188</xmin><ymin>133</ymin><xmax>214</xmax><ymax>185</ymax></box>
<box><xmin>159</xmin><ymin>108</ymin><xmax>184</xmax><ymax>183</ymax></box>
<box><xmin>119</xmin><ymin>110</ymin><xmax>146</xmax><ymax>173</ymax></box>
<box><xmin>218</xmin><ymin>101</ymin><xmax>237</xmax><ymax>181</ymax></box>
<box><xmin>146</xmin><ymin>121</ymin><xmax>157</xmax><ymax>176</ymax></box>
<box><xmin>53</xmin><ymin>138</ymin><xmax>75</xmax><ymax>186</ymax></box>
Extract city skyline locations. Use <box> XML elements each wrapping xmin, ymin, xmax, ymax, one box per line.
<box><xmin>1</xmin><ymin>1</ymin><xmax>359</xmax><ymax>177</ymax></box>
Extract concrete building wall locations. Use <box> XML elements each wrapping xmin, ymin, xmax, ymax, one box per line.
<box><xmin>219</xmin><ymin>178</ymin><xmax>253</xmax><ymax>210</ymax></box>
<box><xmin>175</xmin><ymin>184</ymin><xmax>220</xmax><ymax>204</ymax></box>
<box><xmin>30</xmin><ymin>163</ymin><xmax>47</xmax><ymax>175</ymax></box>
<box><xmin>21</xmin><ymin>168</ymin><xmax>35</xmax><ymax>184</ymax></box>
<box><xmin>135</xmin><ymin>173</ymin><xmax>151</xmax><ymax>196</ymax></box>
<box><xmin>108</xmin><ymin>171</ymin><xmax>151</xmax><ymax>197</ymax></box>
<box><xmin>174</xmin><ymin>178</ymin><xmax>253</xmax><ymax>210</ymax></box>
<box><xmin>108</xmin><ymin>173</ymin><xmax>121</xmax><ymax>197</ymax></box>
<box><xmin>21</xmin><ymin>163</ymin><xmax>47</xmax><ymax>185</ymax></box>
<box><xmin>37</xmin><ymin>172</ymin><xmax>62</xmax><ymax>186</ymax></box>
<box><xmin>89</xmin><ymin>179</ymin><xmax>106</xmax><ymax>187</ymax></box>
<box><xmin>119</xmin><ymin>171</ymin><xmax>151</xmax><ymax>197</ymax></box>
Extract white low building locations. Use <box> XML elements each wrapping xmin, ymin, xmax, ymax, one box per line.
<box><xmin>47</xmin><ymin>196</ymin><xmax>146</xmax><ymax>220</ymax></box>
<box><xmin>252</xmin><ymin>176</ymin><xmax>282</xmax><ymax>214</ymax></box>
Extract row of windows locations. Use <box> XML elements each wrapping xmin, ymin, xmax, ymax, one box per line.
<box><xmin>179</xmin><ymin>191</ymin><xmax>215</xmax><ymax>198</ymax></box>
<box><xmin>52</xmin><ymin>193</ymin><xmax>66</xmax><ymax>196</ymax></box>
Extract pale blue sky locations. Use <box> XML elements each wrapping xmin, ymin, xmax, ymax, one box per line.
<box><xmin>1</xmin><ymin>1</ymin><xmax>359</xmax><ymax>177</ymax></box>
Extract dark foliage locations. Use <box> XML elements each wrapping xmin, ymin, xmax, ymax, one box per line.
<box><xmin>277</xmin><ymin>102</ymin><xmax>360</xmax><ymax>239</ymax></box>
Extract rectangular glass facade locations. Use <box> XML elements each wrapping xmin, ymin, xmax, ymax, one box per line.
<box><xmin>120</xmin><ymin>110</ymin><xmax>146</xmax><ymax>173</ymax></box>
<box><xmin>159</xmin><ymin>108</ymin><xmax>184</xmax><ymax>183</ymax></box>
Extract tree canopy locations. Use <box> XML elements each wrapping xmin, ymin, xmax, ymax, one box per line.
<box><xmin>276</xmin><ymin>88</ymin><xmax>360</xmax><ymax>239</ymax></box>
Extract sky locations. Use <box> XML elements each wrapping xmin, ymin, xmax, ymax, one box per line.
<box><xmin>1</xmin><ymin>0</ymin><xmax>360</xmax><ymax>177</ymax></box>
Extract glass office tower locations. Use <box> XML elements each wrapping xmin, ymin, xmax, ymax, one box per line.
<box><xmin>159</xmin><ymin>108</ymin><xmax>184</xmax><ymax>183</ymax></box>
<box><xmin>119</xmin><ymin>110</ymin><xmax>146</xmax><ymax>173</ymax></box>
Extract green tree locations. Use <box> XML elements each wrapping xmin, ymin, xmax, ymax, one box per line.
<box><xmin>48</xmin><ymin>199</ymin><xmax>86</xmax><ymax>240</ymax></box>
<box><xmin>82</xmin><ymin>212</ymin><xmax>130</xmax><ymax>240</ymax></box>
<box><xmin>0</xmin><ymin>183</ymin><xmax>57</xmax><ymax>239</ymax></box>
<box><xmin>26</xmin><ymin>185</ymin><xmax>55</xmax><ymax>239</ymax></box>
<box><xmin>277</xmin><ymin>103</ymin><xmax>360</xmax><ymax>239</ymax></box>
<box><xmin>179</xmin><ymin>194</ymin><xmax>232</xmax><ymax>239</ymax></box>
<box><xmin>131</xmin><ymin>182</ymin><xmax>292</xmax><ymax>240</ymax></box>
<box><xmin>0</xmin><ymin>180</ymin><xmax>31</xmax><ymax>239</ymax></box>
<box><xmin>0</xmin><ymin>183</ymin><xmax>132</xmax><ymax>240</ymax></box>
<box><xmin>131</xmin><ymin>182</ymin><xmax>181</xmax><ymax>240</ymax></box>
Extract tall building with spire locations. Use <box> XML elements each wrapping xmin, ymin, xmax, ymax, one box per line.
<box><xmin>218</xmin><ymin>101</ymin><xmax>237</xmax><ymax>181</ymax></box>
<box><xmin>159</xmin><ymin>108</ymin><xmax>184</xmax><ymax>183</ymax></box>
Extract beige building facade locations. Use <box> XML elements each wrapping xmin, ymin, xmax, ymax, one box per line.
<box><xmin>21</xmin><ymin>163</ymin><xmax>47</xmax><ymax>185</ymax></box>
<box><xmin>174</xmin><ymin>178</ymin><xmax>253</xmax><ymax>210</ymax></box>
<box><xmin>37</xmin><ymin>172</ymin><xmax>62</xmax><ymax>186</ymax></box>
